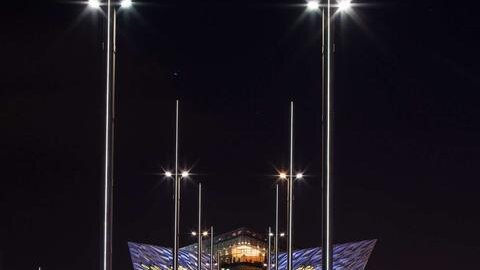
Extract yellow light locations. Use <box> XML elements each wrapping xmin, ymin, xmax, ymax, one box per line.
<box><xmin>306</xmin><ymin>1</ymin><xmax>320</xmax><ymax>11</ymax></box>
<box><xmin>202</xmin><ymin>231</ymin><xmax>209</xmax><ymax>236</ymax></box>
<box><xmin>279</xmin><ymin>172</ymin><xmax>288</xmax><ymax>180</ymax></box>
<box><xmin>88</xmin><ymin>0</ymin><xmax>101</xmax><ymax>9</ymax></box>
<box><xmin>337</xmin><ymin>0</ymin><xmax>352</xmax><ymax>12</ymax></box>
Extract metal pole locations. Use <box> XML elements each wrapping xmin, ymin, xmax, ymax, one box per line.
<box><xmin>321</xmin><ymin>2</ymin><xmax>333</xmax><ymax>270</ymax></box>
<box><xmin>287</xmin><ymin>102</ymin><xmax>294</xmax><ymax>270</ymax></box>
<box><xmin>275</xmin><ymin>184</ymin><xmax>279</xmax><ymax>270</ymax></box>
<box><xmin>267</xmin><ymin>227</ymin><xmax>272</xmax><ymax>270</ymax></box>
<box><xmin>174</xmin><ymin>100</ymin><xmax>180</xmax><ymax>270</ymax></box>
<box><xmin>198</xmin><ymin>183</ymin><xmax>202</xmax><ymax>270</ymax></box>
<box><xmin>210</xmin><ymin>226</ymin><xmax>214</xmax><ymax>270</ymax></box>
<box><xmin>216</xmin><ymin>251</ymin><xmax>220</xmax><ymax>270</ymax></box>
<box><xmin>103</xmin><ymin>1</ymin><xmax>115</xmax><ymax>270</ymax></box>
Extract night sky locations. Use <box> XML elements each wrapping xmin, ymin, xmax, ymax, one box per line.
<box><xmin>1</xmin><ymin>0</ymin><xmax>480</xmax><ymax>270</ymax></box>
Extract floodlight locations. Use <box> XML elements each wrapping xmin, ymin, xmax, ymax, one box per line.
<box><xmin>88</xmin><ymin>0</ymin><xmax>101</xmax><ymax>9</ymax></box>
<box><xmin>306</xmin><ymin>1</ymin><xmax>320</xmax><ymax>11</ymax></box>
<box><xmin>120</xmin><ymin>0</ymin><xmax>133</xmax><ymax>8</ymax></box>
<box><xmin>337</xmin><ymin>0</ymin><xmax>352</xmax><ymax>12</ymax></box>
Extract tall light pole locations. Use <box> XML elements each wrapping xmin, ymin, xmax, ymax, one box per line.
<box><xmin>164</xmin><ymin>101</ymin><xmax>190</xmax><ymax>270</ymax></box>
<box><xmin>210</xmin><ymin>226</ymin><xmax>214</xmax><ymax>270</ymax></box>
<box><xmin>86</xmin><ymin>2</ymin><xmax>134</xmax><ymax>270</ymax></box>
<box><xmin>198</xmin><ymin>183</ymin><xmax>202</xmax><ymax>270</ymax></box>
<box><xmin>267</xmin><ymin>227</ymin><xmax>272</xmax><ymax>270</ymax></box>
<box><xmin>274</xmin><ymin>184</ymin><xmax>279</xmax><ymax>270</ymax></box>
<box><xmin>287</xmin><ymin>101</ymin><xmax>294</xmax><ymax>270</ymax></box>
<box><xmin>306</xmin><ymin>1</ymin><xmax>353</xmax><ymax>270</ymax></box>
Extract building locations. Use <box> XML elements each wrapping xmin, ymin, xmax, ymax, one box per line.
<box><xmin>128</xmin><ymin>228</ymin><xmax>376</xmax><ymax>270</ymax></box>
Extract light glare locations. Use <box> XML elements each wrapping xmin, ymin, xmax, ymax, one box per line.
<box><xmin>191</xmin><ymin>231</ymin><xmax>197</xmax><ymax>236</ymax></box>
<box><xmin>120</xmin><ymin>0</ymin><xmax>133</xmax><ymax>8</ymax></box>
<box><xmin>181</xmin><ymin>171</ymin><xmax>190</xmax><ymax>178</ymax></box>
<box><xmin>88</xmin><ymin>0</ymin><xmax>101</xmax><ymax>9</ymax></box>
<box><xmin>337</xmin><ymin>0</ymin><xmax>352</xmax><ymax>12</ymax></box>
<box><xmin>279</xmin><ymin>172</ymin><xmax>288</xmax><ymax>180</ymax></box>
<box><xmin>306</xmin><ymin>1</ymin><xmax>320</xmax><ymax>11</ymax></box>
<box><xmin>202</xmin><ymin>231</ymin><xmax>209</xmax><ymax>236</ymax></box>
<box><xmin>280</xmin><ymin>232</ymin><xmax>285</xmax><ymax>237</ymax></box>
<box><xmin>296</xmin><ymin>173</ymin><xmax>304</xmax><ymax>179</ymax></box>
<box><xmin>165</xmin><ymin>171</ymin><xmax>173</xmax><ymax>178</ymax></box>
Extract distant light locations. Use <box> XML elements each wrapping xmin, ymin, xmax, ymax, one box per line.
<box><xmin>263</xmin><ymin>264</ymin><xmax>268</xmax><ymax>267</ymax></box>
<box><xmin>306</xmin><ymin>0</ymin><xmax>320</xmax><ymax>11</ymax></box>
<box><xmin>269</xmin><ymin>232</ymin><xmax>274</xmax><ymax>237</ymax></box>
<box><xmin>296</xmin><ymin>173</ymin><xmax>304</xmax><ymax>179</ymax></box>
<box><xmin>164</xmin><ymin>171</ymin><xmax>173</xmax><ymax>178</ymax></box>
<box><xmin>279</xmin><ymin>172</ymin><xmax>288</xmax><ymax>180</ymax></box>
<box><xmin>191</xmin><ymin>231</ymin><xmax>197</xmax><ymax>236</ymax></box>
<box><xmin>120</xmin><ymin>0</ymin><xmax>133</xmax><ymax>8</ymax></box>
<box><xmin>280</xmin><ymin>232</ymin><xmax>285</xmax><ymax>237</ymax></box>
<box><xmin>88</xmin><ymin>0</ymin><xmax>101</xmax><ymax>9</ymax></box>
<box><xmin>337</xmin><ymin>0</ymin><xmax>352</xmax><ymax>12</ymax></box>
<box><xmin>181</xmin><ymin>171</ymin><xmax>190</xmax><ymax>178</ymax></box>
<box><xmin>203</xmin><ymin>231</ymin><xmax>209</xmax><ymax>236</ymax></box>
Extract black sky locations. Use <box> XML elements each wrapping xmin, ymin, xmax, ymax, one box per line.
<box><xmin>1</xmin><ymin>0</ymin><xmax>480</xmax><ymax>270</ymax></box>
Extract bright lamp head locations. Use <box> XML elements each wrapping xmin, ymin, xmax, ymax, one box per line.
<box><xmin>88</xmin><ymin>0</ymin><xmax>101</xmax><ymax>9</ymax></box>
<box><xmin>181</xmin><ymin>171</ymin><xmax>190</xmax><ymax>178</ymax></box>
<box><xmin>164</xmin><ymin>171</ymin><xmax>173</xmax><ymax>178</ymax></box>
<box><xmin>296</xmin><ymin>173</ymin><xmax>304</xmax><ymax>179</ymax></box>
<box><xmin>279</xmin><ymin>172</ymin><xmax>288</xmax><ymax>180</ymax></box>
<box><xmin>306</xmin><ymin>1</ymin><xmax>320</xmax><ymax>11</ymax></box>
<box><xmin>337</xmin><ymin>0</ymin><xmax>352</xmax><ymax>12</ymax></box>
<box><xmin>120</xmin><ymin>0</ymin><xmax>133</xmax><ymax>8</ymax></box>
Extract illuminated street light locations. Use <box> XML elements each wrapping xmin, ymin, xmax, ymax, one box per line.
<box><xmin>306</xmin><ymin>1</ymin><xmax>320</xmax><ymax>11</ymax></box>
<box><xmin>181</xmin><ymin>171</ymin><xmax>190</xmax><ymax>178</ymax></box>
<box><xmin>165</xmin><ymin>171</ymin><xmax>173</xmax><ymax>178</ymax></box>
<box><xmin>120</xmin><ymin>0</ymin><xmax>133</xmax><ymax>8</ymax></box>
<box><xmin>280</xmin><ymin>233</ymin><xmax>285</xmax><ymax>237</ymax></box>
<box><xmin>202</xmin><ymin>231</ymin><xmax>209</xmax><ymax>237</ymax></box>
<box><xmin>296</xmin><ymin>173</ymin><xmax>304</xmax><ymax>179</ymax></box>
<box><xmin>88</xmin><ymin>0</ymin><xmax>101</xmax><ymax>9</ymax></box>
<box><xmin>337</xmin><ymin>0</ymin><xmax>352</xmax><ymax>12</ymax></box>
<box><xmin>279</xmin><ymin>172</ymin><xmax>288</xmax><ymax>180</ymax></box>
<box><xmin>191</xmin><ymin>231</ymin><xmax>197</xmax><ymax>236</ymax></box>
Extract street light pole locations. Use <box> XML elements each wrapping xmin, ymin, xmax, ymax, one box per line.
<box><xmin>198</xmin><ymin>183</ymin><xmax>202</xmax><ymax>270</ymax></box>
<box><xmin>287</xmin><ymin>101</ymin><xmax>294</xmax><ymax>270</ymax></box>
<box><xmin>267</xmin><ymin>227</ymin><xmax>272</xmax><ymax>270</ymax></box>
<box><xmin>274</xmin><ymin>184</ymin><xmax>279</xmax><ymax>270</ymax></box>
<box><xmin>210</xmin><ymin>226</ymin><xmax>214</xmax><ymax>270</ymax></box>
<box><xmin>321</xmin><ymin>2</ymin><xmax>334</xmax><ymax>270</ymax></box>
<box><xmin>174</xmin><ymin>100</ymin><xmax>180</xmax><ymax>270</ymax></box>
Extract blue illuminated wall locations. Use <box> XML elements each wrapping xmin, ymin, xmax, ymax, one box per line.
<box><xmin>128</xmin><ymin>242</ymin><xmax>215</xmax><ymax>270</ymax></box>
<box><xmin>128</xmin><ymin>240</ymin><xmax>376</xmax><ymax>270</ymax></box>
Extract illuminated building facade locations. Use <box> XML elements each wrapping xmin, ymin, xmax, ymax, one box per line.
<box><xmin>128</xmin><ymin>228</ymin><xmax>376</xmax><ymax>270</ymax></box>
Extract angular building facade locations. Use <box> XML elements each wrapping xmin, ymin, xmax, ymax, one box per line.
<box><xmin>128</xmin><ymin>228</ymin><xmax>376</xmax><ymax>270</ymax></box>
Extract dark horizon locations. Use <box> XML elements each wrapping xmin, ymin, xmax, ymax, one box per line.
<box><xmin>1</xmin><ymin>0</ymin><xmax>479</xmax><ymax>270</ymax></box>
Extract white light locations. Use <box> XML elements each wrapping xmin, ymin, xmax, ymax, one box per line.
<box><xmin>306</xmin><ymin>1</ymin><xmax>320</xmax><ymax>11</ymax></box>
<box><xmin>165</xmin><ymin>171</ymin><xmax>173</xmax><ymax>178</ymax></box>
<box><xmin>120</xmin><ymin>0</ymin><xmax>133</xmax><ymax>8</ymax></box>
<box><xmin>191</xmin><ymin>231</ymin><xmax>197</xmax><ymax>236</ymax></box>
<box><xmin>280</xmin><ymin>233</ymin><xmax>285</xmax><ymax>237</ymax></box>
<box><xmin>88</xmin><ymin>0</ymin><xmax>101</xmax><ymax>9</ymax></box>
<box><xmin>269</xmin><ymin>232</ymin><xmax>274</xmax><ymax>237</ymax></box>
<box><xmin>181</xmin><ymin>171</ymin><xmax>190</xmax><ymax>178</ymax></box>
<box><xmin>202</xmin><ymin>231</ymin><xmax>209</xmax><ymax>236</ymax></box>
<box><xmin>296</xmin><ymin>173</ymin><xmax>304</xmax><ymax>179</ymax></box>
<box><xmin>279</xmin><ymin>172</ymin><xmax>288</xmax><ymax>180</ymax></box>
<box><xmin>337</xmin><ymin>0</ymin><xmax>352</xmax><ymax>12</ymax></box>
